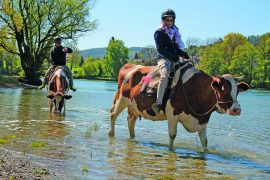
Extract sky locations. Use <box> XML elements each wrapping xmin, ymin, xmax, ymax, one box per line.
<box><xmin>77</xmin><ymin>0</ymin><xmax>270</xmax><ymax>50</ymax></box>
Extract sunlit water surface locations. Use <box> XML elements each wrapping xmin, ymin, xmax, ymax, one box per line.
<box><xmin>0</xmin><ymin>79</ymin><xmax>269</xmax><ymax>179</ymax></box>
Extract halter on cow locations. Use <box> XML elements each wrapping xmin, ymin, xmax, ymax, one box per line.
<box><xmin>108</xmin><ymin>63</ymin><xmax>249</xmax><ymax>150</ymax></box>
<box><xmin>46</xmin><ymin>68</ymin><xmax>72</xmax><ymax>115</ymax></box>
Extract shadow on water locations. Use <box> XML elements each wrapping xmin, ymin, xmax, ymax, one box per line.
<box><xmin>140</xmin><ymin>140</ymin><xmax>270</xmax><ymax>174</ymax></box>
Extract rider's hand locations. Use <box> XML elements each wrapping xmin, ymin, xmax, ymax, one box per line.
<box><xmin>63</xmin><ymin>47</ymin><xmax>68</xmax><ymax>52</ymax></box>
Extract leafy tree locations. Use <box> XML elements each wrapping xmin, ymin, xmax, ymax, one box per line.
<box><xmin>83</xmin><ymin>57</ymin><xmax>98</xmax><ymax>77</ymax></box>
<box><xmin>83</xmin><ymin>57</ymin><xmax>107</xmax><ymax>77</ymax></box>
<box><xmin>223</xmin><ymin>33</ymin><xmax>247</xmax><ymax>66</ymax></box>
<box><xmin>104</xmin><ymin>37</ymin><xmax>129</xmax><ymax>78</ymax></box>
<box><xmin>230</xmin><ymin>42</ymin><xmax>260</xmax><ymax>83</ymax></box>
<box><xmin>198</xmin><ymin>42</ymin><xmax>225</xmax><ymax>75</ymax></box>
<box><xmin>257</xmin><ymin>33</ymin><xmax>270</xmax><ymax>82</ymax></box>
<box><xmin>0</xmin><ymin>0</ymin><xmax>96</xmax><ymax>85</ymax></box>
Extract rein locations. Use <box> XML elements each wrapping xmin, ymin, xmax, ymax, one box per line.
<box><xmin>182</xmin><ymin>83</ymin><xmax>237</xmax><ymax>116</ymax></box>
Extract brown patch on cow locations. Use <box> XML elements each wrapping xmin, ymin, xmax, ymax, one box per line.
<box><xmin>118</xmin><ymin>65</ymin><xmax>158</xmax><ymax>115</ymax></box>
<box><xmin>113</xmin><ymin>64</ymin><xmax>142</xmax><ymax>104</ymax></box>
<box><xmin>171</xmin><ymin>72</ymin><xmax>216</xmax><ymax>124</ymax></box>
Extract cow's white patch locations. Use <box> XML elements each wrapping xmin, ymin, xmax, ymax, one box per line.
<box><xmin>113</xmin><ymin>95</ymin><xmax>130</xmax><ymax>114</ymax></box>
<box><xmin>178</xmin><ymin>112</ymin><xmax>207</xmax><ymax>132</ymax></box>
<box><xmin>130</xmin><ymin>99</ymin><xmax>166</xmax><ymax>120</ymax></box>
<box><xmin>222</xmin><ymin>74</ymin><xmax>240</xmax><ymax>113</ymax></box>
<box><xmin>166</xmin><ymin>102</ymin><xmax>206</xmax><ymax>133</ymax></box>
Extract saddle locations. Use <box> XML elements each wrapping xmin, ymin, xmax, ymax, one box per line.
<box><xmin>141</xmin><ymin>61</ymin><xmax>194</xmax><ymax>106</ymax></box>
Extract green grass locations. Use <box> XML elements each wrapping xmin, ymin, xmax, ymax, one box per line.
<box><xmin>81</xmin><ymin>165</ymin><xmax>89</xmax><ymax>175</ymax></box>
<box><xmin>31</xmin><ymin>141</ymin><xmax>47</xmax><ymax>148</ymax></box>
<box><xmin>0</xmin><ymin>135</ymin><xmax>16</xmax><ymax>145</ymax></box>
<box><xmin>0</xmin><ymin>138</ymin><xmax>9</xmax><ymax>144</ymax></box>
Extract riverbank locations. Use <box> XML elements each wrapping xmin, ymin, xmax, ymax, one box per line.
<box><xmin>75</xmin><ymin>76</ymin><xmax>116</xmax><ymax>81</ymax></box>
<box><xmin>0</xmin><ymin>76</ymin><xmax>22</xmax><ymax>88</ymax></box>
<box><xmin>0</xmin><ymin>149</ymin><xmax>52</xmax><ymax>179</ymax></box>
<box><xmin>0</xmin><ymin>75</ymin><xmax>116</xmax><ymax>89</ymax></box>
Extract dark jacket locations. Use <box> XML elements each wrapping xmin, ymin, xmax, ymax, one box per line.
<box><xmin>154</xmin><ymin>28</ymin><xmax>188</xmax><ymax>62</ymax></box>
<box><xmin>50</xmin><ymin>46</ymin><xmax>73</xmax><ymax>65</ymax></box>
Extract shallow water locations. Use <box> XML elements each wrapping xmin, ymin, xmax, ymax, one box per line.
<box><xmin>0</xmin><ymin>79</ymin><xmax>269</xmax><ymax>179</ymax></box>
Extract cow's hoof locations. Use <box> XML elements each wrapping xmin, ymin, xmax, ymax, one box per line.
<box><xmin>108</xmin><ymin>130</ymin><xmax>115</xmax><ymax>137</ymax></box>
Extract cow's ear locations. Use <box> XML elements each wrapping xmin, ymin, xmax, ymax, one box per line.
<box><xmin>64</xmin><ymin>95</ymin><xmax>72</xmax><ymax>100</ymax></box>
<box><xmin>47</xmin><ymin>94</ymin><xmax>54</xmax><ymax>99</ymax></box>
<box><xmin>211</xmin><ymin>77</ymin><xmax>223</xmax><ymax>92</ymax></box>
<box><xmin>237</xmin><ymin>82</ymin><xmax>249</xmax><ymax>92</ymax></box>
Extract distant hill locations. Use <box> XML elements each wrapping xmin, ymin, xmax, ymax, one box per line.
<box><xmin>80</xmin><ymin>48</ymin><xmax>107</xmax><ymax>58</ymax></box>
<box><xmin>80</xmin><ymin>47</ymin><xmax>144</xmax><ymax>59</ymax></box>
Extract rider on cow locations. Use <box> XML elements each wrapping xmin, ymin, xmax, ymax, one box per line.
<box><xmin>152</xmin><ymin>9</ymin><xmax>190</xmax><ymax>114</ymax></box>
<box><xmin>38</xmin><ymin>36</ymin><xmax>76</xmax><ymax>91</ymax></box>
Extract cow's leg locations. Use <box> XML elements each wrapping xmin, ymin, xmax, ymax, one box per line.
<box><xmin>198</xmin><ymin>126</ymin><xmax>208</xmax><ymax>150</ymax></box>
<box><xmin>127</xmin><ymin>107</ymin><xmax>138</xmax><ymax>139</ymax></box>
<box><xmin>166</xmin><ymin>102</ymin><xmax>179</xmax><ymax>150</ymax></box>
<box><xmin>63</xmin><ymin>99</ymin><xmax>66</xmax><ymax>116</ymax></box>
<box><xmin>49</xmin><ymin>99</ymin><xmax>53</xmax><ymax>112</ymax></box>
<box><xmin>168</xmin><ymin>118</ymin><xmax>178</xmax><ymax>150</ymax></box>
<box><xmin>108</xmin><ymin>97</ymin><xmax>127</xmax><ymax>137</ymax></box>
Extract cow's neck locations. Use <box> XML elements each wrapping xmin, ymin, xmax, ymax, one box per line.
<box><xmin>171</xmin><ymin>72</ymin><xmax>217</xmax><ymax>124</ymax></box>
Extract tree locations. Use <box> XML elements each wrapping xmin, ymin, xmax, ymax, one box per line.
<box><xmin>139</xmin><ymin>45</ymin><xmax>157</xmax><ymax>65</ymax></box>
<box><xmin>83</xmin><ymin>57</ymin><xmax>107</xmax><ymax>78</ymax></box>
<box><xmin>257</xmin><ymin>33</ymin><xmax>270</xmax><ymax>83</ymax></box>
<box><xmin>223</xmin><ymin>33</ymin><xmax>247</xmax><ymax>66</ymax></box>
<box><xmin>83</xmin><ymin>57</ymin><xmax>98</xmax><ymax>77</ymax></box>
<box><xmin>198</xmin><ymin>42</ymin><xmax>226</xmax><ymax>75</ymax></box>
<box><xmin>230</xmin><ymin>42</ymin><xmax>260</xmax><ymax>84</ymax></box>
<box><xmin>0</xmin><ymin>0</ymin><xmax>96</xmax><ymax>85</ymax></box>
<box><xmin>104</xmin><ymin>37</ymin><xmax>129</xmax><ymax>78</ymax></box>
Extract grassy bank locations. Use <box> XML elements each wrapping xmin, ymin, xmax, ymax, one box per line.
<box><xmin>0</xmin><ymin>76</ymin><xmax>21</xmax><ymax>88</ymax></box>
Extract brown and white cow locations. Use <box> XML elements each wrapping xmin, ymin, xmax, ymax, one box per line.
<box><xmin>47</xmin><ymin>69</ymin><xmax>72</xmax><ymax>116</ymax></box>
<box><xmin>108</xmin><ymin>63</ymin><xmax>249</xmax><ymax>150</ymax></box>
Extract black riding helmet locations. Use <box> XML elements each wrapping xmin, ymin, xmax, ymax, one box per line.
<box><xmin>161</xmin><ymin>9</ymin><xmax>176</xmax><ymax>20</ymax></box>
<box><xmin>54</xmin><ymin>36</ymin><xmax>62</xmax><ymax>43</ymax></box>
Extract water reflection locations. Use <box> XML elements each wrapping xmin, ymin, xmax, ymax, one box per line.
<box><xmin>107</xmin><ymin>139</ymin><xmax>226</xmax><ymax>179</ymax></box>
<box><xmin>43</xmin><ymin>113</ymin><xmax>68</xmax><ymax>138</ymax></box>
<box><xmin>0</xmin><ymin>88</ymin><xmax>70</xmax><ymax>159</ymax></box>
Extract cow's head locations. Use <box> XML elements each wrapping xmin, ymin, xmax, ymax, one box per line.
<box><xmin>47</xmin><ymin>93</ymin><xmax>72</xmax><ymax>114</ymax></box>
<box><xmin>211</xmin><ymin>74</ymin><xmax>249</xmax><ymax>116</ymax></box>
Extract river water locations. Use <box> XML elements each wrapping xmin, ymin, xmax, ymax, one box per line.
<box><xmin>0</xmin><ymin>79</ymin><xmax>269</xmax><ymax>179</ymax></box>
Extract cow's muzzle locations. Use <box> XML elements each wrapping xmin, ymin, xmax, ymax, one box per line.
<box><xmin>229</xmin><ymin>107</ymin><xmax>241</xmax><ymax>116</ymax></box>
